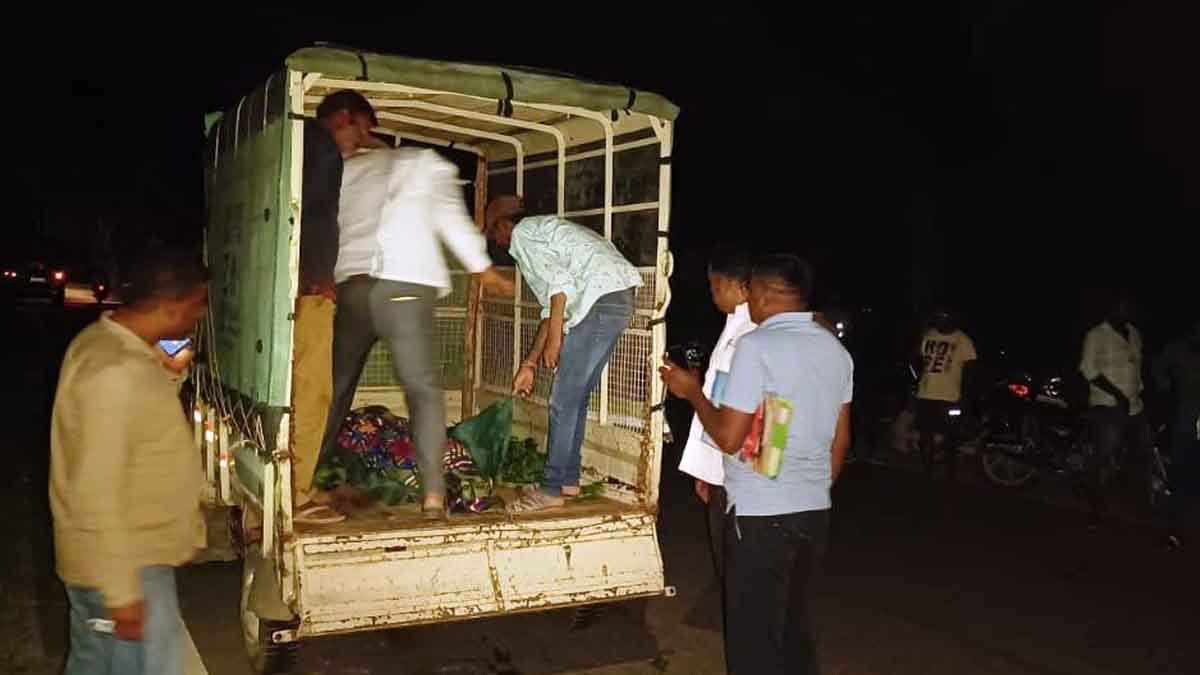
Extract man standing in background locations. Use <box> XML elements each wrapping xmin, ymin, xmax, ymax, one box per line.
<box><xmin>914</xmin><ymin>307</ymin><xmax>977</xmax><ymax>480</ymax></box>
<box><xmin>1079</xmin><ymin>291</ymin><xmax>1149</xmax><ymax>528</ymax></box>
<box><xmin>1153</xmin><ymin>318</ymin><xmax>1200</xmax><ymax>549</ymax></box>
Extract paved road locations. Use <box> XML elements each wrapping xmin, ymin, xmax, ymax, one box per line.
<box><xmin>2</xmin><ymin>304</ymin><xmax>1197</xmax><ymax>674</ymax></box>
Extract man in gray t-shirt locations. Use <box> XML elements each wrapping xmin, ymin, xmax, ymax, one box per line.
<box><xmin>661</xmin><ymin>254</ymin><xmax>853</xmax><ymax>675</ymax></box>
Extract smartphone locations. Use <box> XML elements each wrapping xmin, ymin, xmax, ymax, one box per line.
<box><xmin>157</xmin><ymin>338</ymin><xmax>192</xmax><ymax>357</ymax></box>
<box><xmin>664</xmin><ymin>342</ymin><xmax>705</xmax><ymax>370</ymax></box>
<box><xmin>87</xmin><ymin>618</ymin><xmax>116</xmax><ymax>634</ymax></box>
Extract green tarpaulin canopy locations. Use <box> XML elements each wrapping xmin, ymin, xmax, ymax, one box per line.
<box><xmin>286</xmin><ymin>45</ymin><xmax>680</xmax><ymax>121</ymax></box>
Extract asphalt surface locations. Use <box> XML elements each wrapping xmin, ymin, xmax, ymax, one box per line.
<box><xmin>2</xmin><ymin>303</ymin><xmax>1197</xmax><ymax>674</ymax></box>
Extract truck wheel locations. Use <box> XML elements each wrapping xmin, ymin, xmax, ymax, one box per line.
<box><xmin>240</xmin><ymin>552</ymin><xmax>299</xmax><ymax>673</ymax></box>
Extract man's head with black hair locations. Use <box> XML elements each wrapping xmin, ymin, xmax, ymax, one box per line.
<box><xmin>931</xmin><ymin>304</ymin><xmax>958</xmax><ymax>334</ymax></box>
<box><xmin>316</xmin><ymin>90</ymin><xmax>381</xmax><ymax>157</ymax></box>
<box><xmin>1106</xmin><ymin>288</ymin><xmax>1136</xmax><ymax>327</ymax></box>
<box><xmin>707</xmin><ymin>244</ymin><xmax>752</xmax><ymax>315</ymax></box>
<box><xmin>117</xmin><ymin>243</ymin><xmax>209</xmax><ymax>342</ymax></box>
<box><xmin>747</xmin><ymin>254</ymin><xmax>814</xmax><ymax>324</ymax></box>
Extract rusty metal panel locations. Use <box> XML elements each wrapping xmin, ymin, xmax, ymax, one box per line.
<box><xmin>294</xmin><ymin>514</ymin><xmax>664</xmax><ymax>636</ymax></box>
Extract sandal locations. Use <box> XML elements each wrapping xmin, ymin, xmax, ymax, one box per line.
<box><xmin>522</xmin><ymin>484</ymin><xmax>581</xmax><ymax>498</ymax></box>
<box><xmin>506</xmin><ymin>491</ymin><xmax>566</xmax><ymax>514</ymax></box>
<box><xmin>294</xmin><ymin>503</ymin><xmax>346</xmax><ymax>525</ymax></box>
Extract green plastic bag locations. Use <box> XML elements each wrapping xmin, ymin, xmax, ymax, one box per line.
<box><xmin>449</xmin><ymin>398</ymin><xmax>514</xmax><ymax>480</ymax></box>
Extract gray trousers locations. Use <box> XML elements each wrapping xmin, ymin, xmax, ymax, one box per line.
<box><xmin>318</xmin><ymin>276</ymin><xmax>446</xmax><ymax>498</ymax></box>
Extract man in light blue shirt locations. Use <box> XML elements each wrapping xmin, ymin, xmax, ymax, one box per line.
<box><xmin>661</xmin><ymin>254</ymin><xmax>853</xmax><ymax>675</ymax></box>
<box><xmin>485</xmin><ymin>195</ymin><xmax>642</xmax><ymax>513</ymax></box>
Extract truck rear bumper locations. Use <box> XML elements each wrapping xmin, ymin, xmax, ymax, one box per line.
<box><xmin>294</xmin><ymin>511</ymin><xmax>664</xmax><ymax>637</ymax></box>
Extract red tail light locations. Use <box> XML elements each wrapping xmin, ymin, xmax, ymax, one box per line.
<box><xmin>1008</xmin><ymin>383</ymin><xmax>1031</xmax><ymax>398</ymax></box>
<box><xmin>52</xmin><ymin>270</ymin><xmax>66</xmax><ymax>283</ymax></box>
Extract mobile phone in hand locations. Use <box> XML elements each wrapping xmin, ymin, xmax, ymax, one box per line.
<box><xmin>157</xmin><ymin>338</ymin><xmax>192</xmax><ymax>358</ymax></box>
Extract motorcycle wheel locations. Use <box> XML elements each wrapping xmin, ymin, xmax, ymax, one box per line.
<box><xmin>981</xmin><ymin>450</ymin><xmax>1038</xmax><ymax>488</ymax></box>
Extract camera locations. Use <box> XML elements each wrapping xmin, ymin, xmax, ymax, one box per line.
<box><xmin>664</xmin><ymin>341</ymin><xmax>707</xmax><ymax>370</ymax></box>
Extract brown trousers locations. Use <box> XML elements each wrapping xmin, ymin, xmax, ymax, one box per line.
<box><xmin>291</xmin><ymin>295</ymin><xmax>335</xmax><ymax>499</ymax></box>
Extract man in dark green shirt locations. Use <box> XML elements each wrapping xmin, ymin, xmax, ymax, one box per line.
<box><xmin>1153</xmin><ymin>318</ymin><xmax>1200</xmax><ymax>549</ymax></box>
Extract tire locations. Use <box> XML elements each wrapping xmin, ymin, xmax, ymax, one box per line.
<box><xmin>240</xmin><ymin>552</ymin><xmax>300</xmax><ymax>674</ymax></box>
<box><xmin>981</xmin><ymin>450</ymin><xmax>1038</xmax><ymax>488</ymax></box>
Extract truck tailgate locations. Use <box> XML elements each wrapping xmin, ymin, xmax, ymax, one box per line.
<box><xmin>294</xmin><ymin>509</ymin><xmax>664</xmax><ymax>636</ymax></box>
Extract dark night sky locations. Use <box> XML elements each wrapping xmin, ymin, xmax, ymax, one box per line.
<box><xmin>10</xmin><ymin>3</ymin><xmax>1197</xmax><ymax>366</ymax></box>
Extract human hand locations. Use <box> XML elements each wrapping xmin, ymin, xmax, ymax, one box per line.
<box><xmin>158</xmin><ymin>346</ymin><xmax>194</xmax><ymax>374</ymax></box>
<box><xmin>659</xmin><ymin>359</ymin><xmax>702</xmax><ymax>400</ymax></box>
<box><xmin>479</xmin><ymin>267</ymin><xmax>515</xmax><ymax>298</ymax></box>
<box><xmin>1117</xmin><ymin>396</ymin><xmax>1131</xmax><ymax>416</ymax></box>
<box><xmin>694</xmin><ymin>479</ymin><xmax>711</xmax><ymax>504</ymax></box>
<box><xmin>512</xmin><ymin>364</ymin><xmax>536</xmax><ymax>398</ymax></box>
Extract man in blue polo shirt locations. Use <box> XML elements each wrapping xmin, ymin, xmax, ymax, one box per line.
<box><xmin>661</xmin><ymin>253</ymin><xmax>853</xmax><ymax>675</ymax></box>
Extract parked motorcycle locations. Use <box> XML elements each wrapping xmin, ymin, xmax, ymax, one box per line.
<box><xmin>977</xmin><ymin>370</ymin><xmax>1087</xmax><ymax>487</ymax></box>
<box><xmin>91</xmin><ymin>277</ymin><xmax>111</xmax><ymax>303</ymax></box>
<box><xmin>977</xmin><ymin>369</ymin><xmax>1171</xmax><ymax>514</ymax></box>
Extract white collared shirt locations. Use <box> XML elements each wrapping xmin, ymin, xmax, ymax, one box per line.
<box><xmin>1080</xmin><ymin>321</ymin><xmax>1144</xmax><ymax>414</ymax></box>
<box><xmin>336</xmin><ymin>148</ymin><xmax>493</xmax><ymax>294</ymax></box>
<box><xmin>679</xmin><ymin>303</ymin><xmax>757</xmax><ymax>485</ymax></box>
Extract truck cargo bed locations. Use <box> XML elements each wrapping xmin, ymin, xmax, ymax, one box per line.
<box><xmin>292</xmin><ymin>487</ymin><xmax>664</xmax><ymax>636</ymax></box>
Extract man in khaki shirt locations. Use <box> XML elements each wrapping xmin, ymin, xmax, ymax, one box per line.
<box><xmin>50</xmin><ymin>245</ymin><xmax>209</xmax><ymax>675</ymax></box>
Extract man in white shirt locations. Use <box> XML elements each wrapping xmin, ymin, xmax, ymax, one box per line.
<box><xmin>1079</xmin><ymin>291</ymin><xmax>1149</xmax><ymax>525</ymax></box>
<box><xmin>678</xmin><ymin>246</ymin><xmax>756</xmax><ymax>577</ymax></box>
<box><xmin>914</xmin><ymin>307</ymin><xmax>977</xmax><ymax>479</ymax></box>
<box><xmin>318</xmin><ymin>145</ymin><xmax>513</xmax><ymax>517</ymax></box>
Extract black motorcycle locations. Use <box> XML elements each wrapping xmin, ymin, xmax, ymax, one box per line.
<box><xmin>977</xmin><ymin>370</ymin><xmax>1172</xmax><ymax>513</ymax></box>
<box><xmin>976</xmin><ymin>370</ymin><xmax>1089</xmax><ymax>488</ymax></box>
<box><xmin>91</xmin><ymin>277</ymin><xmax>111</xmax><ymax>304</ymax></box>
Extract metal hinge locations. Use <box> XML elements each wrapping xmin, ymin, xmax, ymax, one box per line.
<box><xmin>271</xmin><ymin>628</ymin><xmax>298</xmax><ymax>644</ymax></box>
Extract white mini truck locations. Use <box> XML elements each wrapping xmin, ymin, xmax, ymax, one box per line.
<box><xmin>191</xmin><ymin>45</ymin><xmax>678</xmax><ymax>672</ymax></box>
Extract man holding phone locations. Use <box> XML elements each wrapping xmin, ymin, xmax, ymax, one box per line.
<box><xmin>50</xmin><ymin>244</ymin><xmax>210</xmax><ymax>674</ymax></box>
<box><xmin>661</xmin><ymin>254</ymin><xmax>853</xmax><ymax>675</ymax></box>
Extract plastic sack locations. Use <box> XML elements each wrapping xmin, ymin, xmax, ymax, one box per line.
<box><xmin>449</xmin><ymin>398</ymin><xmax>514</xmax><ymax>480</ymax></box>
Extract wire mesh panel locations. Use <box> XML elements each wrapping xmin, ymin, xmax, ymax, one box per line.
<box><xmin>480</xmin><ymin>303</ymin><xmax>514</xmax><ymax>392</ymax></box>
<box><xmin>478</xmin><ymin>268</ymin><xmax>658</xmax><ymax>430</ymax></box>
<box><xmin>607</xmin><ymin>328</ymin><xmax>653</xmax><ymax>431</ymax></box>
<box><xmin>357</xmin><ymin>309</ymin><xmax>467</xmax><ymax>389</ymax></box>
<box><xmin>356</xmin><ymin>271</ymin><xmax>470</xmax><ymax>391</ymax></box>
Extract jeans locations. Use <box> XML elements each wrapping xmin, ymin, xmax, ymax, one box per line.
<box><xmin>320</xmin><ymin>276</ymin><xmax>446</xmax><ymax>498</ymax></box>
<box><xmin>723</xmin><ymin>508</ymin><xmax>830</xmax><ymax>675</ymax></box>
<box><xmin>64</xmin><ymin>565</ymin><xmax>183</xmax><ymax>675</ymax></box>
<box><xmin>1167</xmin><ymin>414</ymin><xmax>1200</xmax><ymax>532</ymax></box>
<box><xmin>1085</xmin><ymin>406</ymin><xmax>1150</xmax><ymax>518</ymax></box>
<box><xmin>541</xmin><ymin>289</ymin><xmax>634</xmax><ymax>496</ymax></box>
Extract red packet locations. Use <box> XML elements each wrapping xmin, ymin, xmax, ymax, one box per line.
<box><xmin>739</xmin><ymin>404</ymin><xmax>765</xmax><ymax>462</ymax></box>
